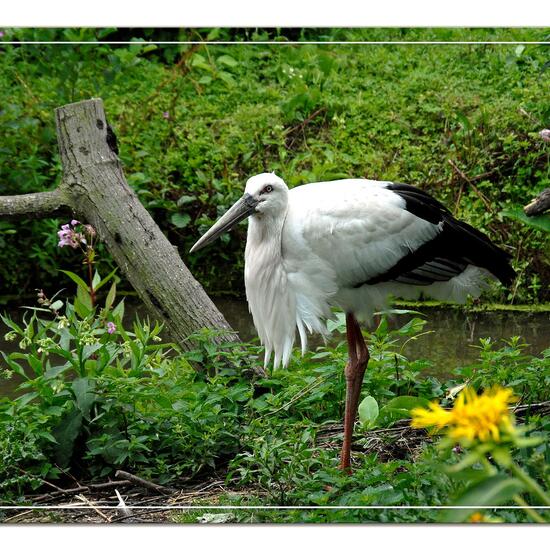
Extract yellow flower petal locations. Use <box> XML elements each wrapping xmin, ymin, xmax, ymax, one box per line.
<box><xmin>410</xmin><ymin>386</ymin><xmax>516</xmax><ymax>444</ymax></box>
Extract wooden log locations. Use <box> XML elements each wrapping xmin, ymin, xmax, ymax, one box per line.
<box><xmin>0</xmin><ymin>98</ymin><xmax>238</xmax><ymax>351</ymax></box>
<box><xmin>524</xmin><ymin>188</ymin><xmax>550</xmax><ymax>217</ymax></box>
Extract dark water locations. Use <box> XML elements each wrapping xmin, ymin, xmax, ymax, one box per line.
<box><xmin>1</xmin><ymin>299</ymin><xmax>549</xmax><ymax>396</ymax></box>
<box><xmin>215</xmin><ymin>299</ymin><xmax>550</xmax><ymax>373</ymax></box>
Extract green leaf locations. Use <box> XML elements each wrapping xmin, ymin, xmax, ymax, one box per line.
<box><xmin>217</xmin><ymin>54</ymin><xmax>238</xmax><ymax>68</ymax></box>
<box><xmin>218</xmin><ymin>71</ymin><xmax>236</xmax><ymax>86</ymax></box>
<box><xmin>74</xmin><ymin>285</ymin><xmax>93</xmax><ymax>318</ymax></box>
<box><xmin>72</xmin><ymin>378</ymin><xmax>96</xmax><ymax>420</ymax></box>
<box><xmin>441</xmin><ymin>475</ymin><xmax>525</xmax><ymax>523</ymax></box>
<box><xmin>190</xmin><ymin>53</ymin><xmax>211</xmax><ymax>71</ymax></box>
<box><xmin>43</xmin><ymin>364</ymin><xmax>73</xmax><ymax>380</ymax></box>
<box><xmin>105</xmin><ymin>281</ymin><xmax>117</xmax><ymax>310</ymax></box>
<box><xmin>38</xmin><ymin>431</ymin><xmax>58</xmax><ymax>444</ymax></box>
<box><xmin>59</xmin><ymin>270</ymin><xmax>90</xmax><ymax>292</ymax></box>
<box><xmin>491</xmin><ymin>447</ymin><xmax>513</xmax><ymax>468</ymax></box>
<box><xmin>52</xmin><ymin>408</ymin><xmax>83</xmax><ymax>468</ymax></box>
<box><xmin>170</xmin><ymin>212</ymin><xmax>191</xmax><ymax>228</ymax></box>
<box><xmin>378</xmin><ymin>396</ymin><xmax>431</xmax><ymax>426</ymax></box>
<box><xmin>446</xmin><ymin>449</ymin><xmax>486</xmax><ymax>473</ymax></box>
<box><xmin>1</xmin><ymin>352</ymin><xmax>29</xmax><ymax>379</ymax></box>
<box><xmin>176</xmin><ymin>195</ymin><xmax>196</xmax><ymax>207</ymax></box>
<box><xmin>50</xmin><ymin>300</ymin><xmax>64</xmax><ymax>311</ymax></box>
<box><xmin>26</xmin><ymin>354</ymin><xmax>44</xmax><ymax>376</ymax></box>
<box><xmin>15</xmin><ymin>392</ymin><xmax>38</xmax><ymax>407</ymax></box>
<box><xmin>91</xmin><ymin>270</ymin><xmax>101</xmax><ymax>290</ymax></box>
<box><xmin>112</xmin><ymin>298</ymin><xmax>125</xmax><ymax>321</ymax></box>
<box><xmin>94</xmin><ymin>267</ymin><xmax>118</xmax><ymax>292</ymax></box>
<box><xmin>384</xmin><ymin>396</ymin><xmax>431</xmax><ymax>411</ymax></box>
<box><xmin>501</xmin><ymin>208</ymin><xmax>550</xmax><ymax>233</ymax></box>
<box><xmin>358</xmin><ymin>396</ymin><xmax>379</xmax><ymax>429</ymax></box>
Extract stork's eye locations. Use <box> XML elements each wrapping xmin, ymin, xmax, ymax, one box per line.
<box><xmin>261</xmin><ymin>185</ymin><xmax>273</xmax><ymax>194</ymax></box>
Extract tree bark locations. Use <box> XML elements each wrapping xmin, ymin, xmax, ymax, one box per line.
<box><xmin>0</xmin><ymin>189</ymin><xmax>71</xmax><ymax>220</ymax></box>
<box><xmin>0</xmin><ymin>98</ymin><xmax>238</xmax><ymax>351</ymax></box>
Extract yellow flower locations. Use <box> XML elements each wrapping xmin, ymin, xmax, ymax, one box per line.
<box><xmin>467</xmin><ymin>512</ymin><xmax>503</xmax><ymax>524</ymax></box>
<box><xmin>411</xmin><ymin>386</ymin><xmax>517</xmax><ymax>444</ymax></box>
<box><xmin>468</xmin><ymin>512</ymin><xmax>488</xmax><ymax>523</ymax></box>
<box><xmin>410</xmin><ymin>402</ymin><xmax>453</xmax><ymax>430</ymax></box>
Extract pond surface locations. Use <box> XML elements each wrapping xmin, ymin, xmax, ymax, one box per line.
<box><xmin>215</xmin><ymin>299</ymin><xmax>550</xmax><ymax>374</ymax></box>
<box><xmin>0</xmin><ymin>299</ymin><xmax>549</xmax><ymax>396</ymax></box>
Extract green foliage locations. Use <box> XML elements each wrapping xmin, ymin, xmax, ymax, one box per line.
<box><xmin>441</xmin><ymin>475</ymin><xmax>525</xmax><ymax>523</ymax></box>
<box><xmin>1</xmin><ymin>285</ymin><xmax>548</xmax><ymax>521</ymax></box>
<box><xmin>502</xmin><ymin>208</ymin><xmax>550</xmax><ymax>233</ymax></box>
<box><xmin>456</xmin><ymin>336</ymin><xmax>550</xmax><ymax>403</ymax></box>
<box><xmin>1</xmin><ymin>28</ymin><xmax>549</xmax><ymax>302</ymax></box>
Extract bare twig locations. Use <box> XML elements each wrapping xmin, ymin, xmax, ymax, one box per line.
<box><xmin>448</xmin><ymin>158</ymin><xmax>495</xmax><ymax>214</ymax></box>
<box><xmin>75</xmin><ymin>494</ymin><xmax>112</xmax><ymax>523</ymax></box>
<box><xmin>4</xmin><ymin>510</ymin><xmax>34</xmax><ymax>523</ymax></box>
<box><xmin>29</xmin><ymin>480</ymin><xmax>132</xmax><ymax>503</ymax></box>
<box><xmin>283</xmin><ymin>107</ymin><xmax>327</xmax><ymax>136</ymax></box>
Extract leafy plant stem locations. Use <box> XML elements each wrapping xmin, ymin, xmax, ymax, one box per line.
<box><xmin>508</xmin><ymin>461</ymin><xmax>550</xmax><ymax>506</ymax></box>
<box><xmin>87</xmin><ymin>257</ymin><xmax>96</xmax><ymax>308</ymax></box>
<box><xmin>513</xmin><ymin>495</ymin><xmax>546</xmax><ymax>524</ymax></box>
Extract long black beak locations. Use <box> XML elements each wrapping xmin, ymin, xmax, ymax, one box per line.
<box><xmin>190</xmin><ymin>193</ymin><xmax>259</xmax><ymax>253</ymax></box>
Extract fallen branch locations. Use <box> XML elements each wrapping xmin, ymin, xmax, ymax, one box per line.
<box><xmin>29</xmin><ymin>480</ymin><xmax>132</xmax><ymax>503</ymax></box>
<box><xmin>524</xmin><ymin>188</ymin><xmax>550</xmax><ymax>217</ymax></box>
<box><xmin>115</xmin><ymin>469</ymin><xmax>176</xmax><ymax>495</ymax></box>
<box><xmin>0</xmin><ymin>98</ymin><xmax>239</xmax><ymax>352</ymax></box>
<box><xmin>0</xmin><ymin>189</ymin><xmax>70</xmax><ymax>220</ymax></box>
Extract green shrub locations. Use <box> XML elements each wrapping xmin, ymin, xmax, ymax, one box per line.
<box><xmin>0</xmin><ymin>28</ymin><xmax>549</xmax><ymax>303</ymax></box>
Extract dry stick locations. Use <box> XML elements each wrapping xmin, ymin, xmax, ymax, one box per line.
<box><xmin>30</xmin><ymin>480</ymin><xmax>132</xmax><ymax>503</ymax></box>
<box><xmin>115</xmin><ymin>470</ymin><xmax>176</xmax><ymax>495</ymax></box>
<box><xmin>448</xmin><ymin>158</ymin><xmax>495</xmax><ymax>214</ymax></box>
<box><xmin>5</xmin><ymin>510</ymin><xmax>36</xmax><ymax>523</ymax></box>
<box><xmin>283</xmin><ymin>107</ymin><xmax>327</xmax><ymax>136</ymax></box>
<box><xmin>75</xmin><ymin>494</ymin><xmax>112</xmax><ymax>523</ymax></box>
<box><xmin>135</xmin><ymin>43</ymin><xmax>203</xmax><ymax>124</ymax></box>
<box><xmin>453</xmin><ymin>178</ymin><xmax>465</xmax><ymax>216</ymax></box>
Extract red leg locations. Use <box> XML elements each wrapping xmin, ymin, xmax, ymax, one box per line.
<box><xmin>339</xmin><ymin>313</ymin><xmax>370</xmax><ymax>473</ymax></box>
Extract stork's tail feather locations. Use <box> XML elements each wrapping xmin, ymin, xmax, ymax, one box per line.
<box><xmin>450</xmin><ymin>218</ymin><xmax>516</xmax><ymax>287</ymax></box>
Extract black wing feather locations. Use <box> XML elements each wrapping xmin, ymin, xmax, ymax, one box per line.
<box><xmin>357</xmin><ymin>182</ymin><xmax>515</xmax><ymax>288</ymax></box>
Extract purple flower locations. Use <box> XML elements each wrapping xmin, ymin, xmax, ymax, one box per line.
<box><xmin>57</xmin><ymin>221</ymin><xmax>87</xmax><ymax>248</ymax></box>
<box><xmin>0</xmin><ymin>31</ymin><xmax>4</xmax><ymax>38</ymax></box>
<box><xmin>162</xmin><ymin>111</ymin><xmax>170</xmax><ymax>119</ymax></box>
<box><xmin>107</xmin><ymin>322</ymin><xmax>116</xmax><ymax>334</ymax></box>
<box><xmin>71</xmin><ymin>219</ymin><xmax>80</xmax><ymax>226</ymax></box>
<box><xmin>540</xmin><ymin>129</ymin><xmax>550</xmax><ymax>143</ymax></box>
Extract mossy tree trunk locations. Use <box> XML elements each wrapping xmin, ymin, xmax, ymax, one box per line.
<box><xmin>0</xmin><ymin>98</ymin><xmax>238</xmax><ymax>351</ymax></box>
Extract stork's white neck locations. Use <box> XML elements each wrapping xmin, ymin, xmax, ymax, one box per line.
<box><xmin>244</xmin><ymin>207</ymin><xmax>295</xmax><ymax>368</ymax></box>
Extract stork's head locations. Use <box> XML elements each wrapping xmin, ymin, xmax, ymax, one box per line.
<box><xmin>190</xmin><ymin>172</ymin><xmax>288</xmax><ymax>253</ymax></box>
<box><xmin>244</xmin><ymin>172</ymin><xmax>288</xmax><ymax>216</ymax></box>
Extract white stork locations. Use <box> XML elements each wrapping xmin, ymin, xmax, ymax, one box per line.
<box><xmin>191</xmin><ymin>173</ymin><xmax>515</xmax><ymax>472</ymax></box>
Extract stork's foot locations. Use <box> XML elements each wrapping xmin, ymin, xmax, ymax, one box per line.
<box><xmin>339</xmin><ymin>313</ymin><xmax>370</xmax><ymax>473</ymax></box>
